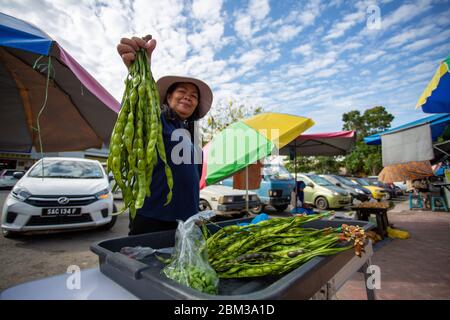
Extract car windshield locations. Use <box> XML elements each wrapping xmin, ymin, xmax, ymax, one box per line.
<box><xmin>4</xmin><ymin>170</ymin><xmax>14</xmax><ymax>176</ymax></box>
<box><xmin>263</xmin><ymin>165</ymin><xmax>293</xmax><ymax>180</ymax></box>
<box><xmin>334</xmin><ymin>175</ymin><xmax>357</xmax><ymax>186</ymax></box>
<box><xmin>308</xmin><ymin>175</ymin><xmax>333</xmax><ymax>186</ymax></box>
<box><xmin>355</xmin><ymin>178</ymin><xmax>370</xmax><ymax>185</ymax></box>
<box><xmin>28</xmin><ymin>160</ymin><xmax>104</xmax><ymax>179</ymax></box>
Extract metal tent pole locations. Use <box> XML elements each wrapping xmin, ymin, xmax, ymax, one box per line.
<box><xmin>294</xmin><ymin>139</ymin><xmax>298</xmax><ymax>209</ymax></box>
<box><xmin>246</xmin><ymin>166</ymin><xmax>249</xmax><ymax>213</ymax></box>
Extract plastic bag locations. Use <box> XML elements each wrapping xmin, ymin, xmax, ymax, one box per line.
<box><xmin>162</xmin><ymin>210</ymin><xmax>219</xmax><ymax>295</ymax></box>
<box><xmin>387</xmin><ymin>226</ymin><xmax>410</xmax><ymax>239</ymax></box>
<box><xmin>120</xmin><ymin>246</ymin><xmax>173</xmax><ymax>260</ymax></box>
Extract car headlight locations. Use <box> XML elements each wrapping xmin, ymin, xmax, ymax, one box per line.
<box><xmin>268</xmin><ymin>190</ymin><xmax>273</xmax><ymax>196</ymax></box>
<box><xmin>218</xmin><ymin>196</ymin><xmax>233</xmax><ymax>204</ymax></box>
<box><xmin>250</xmin><ymin>195</ymin><xmax>259</xmax><ymax>201</ymax></box>
<box><xmin>11</xmin><ymin>186</ymin><xmax>31</xmax><ymax>201</ymax></box>
<box><xmin>355</xmin><ymin>188</ymin><xmax>364</xmax><ymax>194</ymax></box>
<box><xmin>95</xmin><ymin>188</ymin><xmax>110</xmax><ymax>200</ymax></box>
<box><xmin>333</xmin><ymin>192</ymin><xmax>339</xmax><ymax>196</ymax></box>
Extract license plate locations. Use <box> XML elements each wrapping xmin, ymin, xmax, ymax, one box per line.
<box><xmin>42</xmin><ymin>208</ymin><xmax>82</xmax><ymax>216</ymax></box>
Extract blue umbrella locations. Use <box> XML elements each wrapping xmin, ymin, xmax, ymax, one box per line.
<box><xmin>416</xmin><ymin>55</ymin><xmax>450</xmax><ymax>113</ymax></box>
<box><xmin>0</xmin><ymin>12</ymin><xmax>119</xmax><ymax>153</ymax></box>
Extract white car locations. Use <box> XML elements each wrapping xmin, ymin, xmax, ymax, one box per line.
<box><xmin>1</xmin><ymin>157</ymin><xmax>117</xmax><ymax>238</ymax></box>
<box><xmin>199</xmin><ymin>184</ymin><xmax>260</xmax><ymax>217</ymax></box>
<box><xmin>0</xmin><ymin>169</ymin><xmax>25</xmax><ymax>189</ymax></box>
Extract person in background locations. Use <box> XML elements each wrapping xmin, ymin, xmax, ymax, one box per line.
<box><xmin>413</xmin><ymin>178</ymin><xmax>431</xmax><ymax>209</ymax></box>
<box><xmin>291</xmin><ymin>180</ymin><xmax>309</xmax><ymax>214</ymax></box>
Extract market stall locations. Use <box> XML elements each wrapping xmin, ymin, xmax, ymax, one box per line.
<box><xmin>364</xmin><ymin>114</ymin><xmax>450</xmax><ymax>206</ymax></box>
<box><xmin>200</xmin><ymin>112</ymin><xmax>315</xmax><ymax>212</ymax></box>
<box><xmin>278</xmin><ymin>130</ymin><xmax>356</xmax><ymax>208</ymax></box>
<box><xmin>1</xmin><ymin>215</ymin><xmax>375</xmax><ymax>300</ymax></box>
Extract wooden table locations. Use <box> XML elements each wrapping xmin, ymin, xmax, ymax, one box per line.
<box><xmin>352</xmin><ymin>207</ymin><xmax>389</xmax><ymax>239</ymax></box>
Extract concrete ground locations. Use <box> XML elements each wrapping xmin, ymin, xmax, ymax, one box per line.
<box><xmin>335</xmin><ymin>200</ymin><xmax>450</xmax><ymax>300</ymax></box>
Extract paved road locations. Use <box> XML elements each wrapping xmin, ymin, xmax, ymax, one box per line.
<box><xmin>0</xmin><ymin>190</ymin><xmax>130</xmax><ymax>291</ymax></box>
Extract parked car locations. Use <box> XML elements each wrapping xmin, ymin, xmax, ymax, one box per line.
<box><xmin>0</xmin><ymin>169</ymin><xmax>25</xmax><ymax>189</ymax></box>
<box><xmin>1</xmin><ymin>157</ymin><xmax>117</xmax><ymax>238</ymax></box>
<box><xmin>393</xmin><ymin>182</ymin><xmax>407</xmax><ymax>195</ymax></box>
<box><xmin>350</xmin><ymin>177</ymin><xmax>389</xmax><ymax>200</ymax></box>
<box><xmin>367</xmin><ymin>176</ymin><xmax>396</xmax><ymax>199</ymax></box>
<box><xmin>222</xmin><ymin>163</ymin><xmax>295</xmax><ymax>213</ymax></box>
<box><xmin>320</xmin><ymin>174</ymin><xmax>372</xmax><ymax>202</ymax></box>
<box><xmin>297</xmin><ymin>173</ymin><xmax>351</xmax><ymax>210</ymax></box>
<box><xmin>108</xmin><ymin>174</ymin><xmax>123</xmax><ymax>200</ymax></box>
<box><xmin>199</xmin><ymin>184</ymin><xmax>260</xmax><ymax>217</ymax></box>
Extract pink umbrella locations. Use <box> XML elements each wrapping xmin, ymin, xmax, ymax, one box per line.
<box><xmin>279</xmin><ymin>130</ymin><xmax>356</xmax><ymax>157</ymax></box>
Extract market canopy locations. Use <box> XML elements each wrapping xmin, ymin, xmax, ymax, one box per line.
<box><xmin>0</xmin><ymin>12</ymin><xmax>120</xmax><ymax>153</ymax></box>
<box><xmin>431</xmin><ymin>140</ymin><xmax>450</xmax><ymax>165</ymax></box>
<box><xmin>279</xmin><ymin>130</ymin><xmax>356</xmax><ymax>157</ymax></box>
<box><xmin>363</xmin><ymin>114</ymin><xmax>450</xmax><ymax>146</ymax></box>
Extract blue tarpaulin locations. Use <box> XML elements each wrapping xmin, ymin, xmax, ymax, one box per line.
<box><xmin>364</xmin><ymin>114</ymin><xmax>450</xmax><ymax>145</ymax></box>
<box><xmin>0</xmin><ymin>12</ymin><xmax>53</xmax><ymax>55</ymax></box>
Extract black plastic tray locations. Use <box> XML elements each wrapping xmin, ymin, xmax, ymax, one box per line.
<box><xmin>90</xmin><ymin>218</ymin><xmax>373</xmax><ymax>300</ymax></box>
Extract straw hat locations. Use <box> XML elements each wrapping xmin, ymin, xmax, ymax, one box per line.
<box><xmin>156</xmin><ymin>75</ymin><xmax>213</xmax><ymax>119</ymax></box>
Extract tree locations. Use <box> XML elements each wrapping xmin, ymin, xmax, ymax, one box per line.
<box><xmin>285</xmin><ymin>156</ymin><xmax>343</xmax><ymax>175</ymax></box>
<box><xmin>200</xmin><ymin>99</ymin><xmax>263</xmax><ymax>145</ymax></box>
<box><xmin>342</xmin><ymin>106</ymin><xmax>394</xmax><ymax>176</ymax></box>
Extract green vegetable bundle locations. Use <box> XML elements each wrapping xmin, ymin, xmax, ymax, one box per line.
<box><xmin>164</xmin><ymin>265</ymin><xmax>218</xmax><ymax>295</ymax></box>
<box><xmin>204</xmin><ymin>213</ymin><xmax>357</xmax><ymax>278</ymax></box>
<box><xmin>107</xmin><ymin>50</ymin><xmax>173</xmax><ymax>219</ymax></box>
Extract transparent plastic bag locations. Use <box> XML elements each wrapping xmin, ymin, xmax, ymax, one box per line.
<box><xmin>162</xmin><ymin>210</ymin><xmax>219</xmax><ymax>295</ymax></box>
<box><xmin>119</xmin><ymin>246</ymin><xmax>173</xmax><ymax>260</ymax></box>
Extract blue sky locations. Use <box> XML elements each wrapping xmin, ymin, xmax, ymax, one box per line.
<box><xmin>2</xmin><ymin>0</ymin><xmax>450</xmax><ymax>133</ymax></box>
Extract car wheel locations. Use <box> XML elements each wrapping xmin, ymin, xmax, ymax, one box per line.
<box><xmin>315</xmin><ymin>197</ymin><xmax>329</xmax><ymax>210</ymax></box>
<box><xmin>98</xmin><ymin>204</ymin><xmax>118</xmax><ymax>231</ymax></box>
<box><xmin>2</xmin><ymin>229</ymin><xmax>19</xmax><ymax>239</ymax></box>
<box><xmin>273</xmin><ymin>204</ymin><xmax>288</xmax><ymax>212</ymax></box>
<box><xmin>199</xmin><ymin>199</ymin><xmax>212</xmax><ymax>211</ymax></box>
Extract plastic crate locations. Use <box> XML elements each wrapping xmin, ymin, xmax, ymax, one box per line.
<box><xmin>90</xmin><ymin>218</ymin><xmax>373</xmax><ymax>300</ymax></box>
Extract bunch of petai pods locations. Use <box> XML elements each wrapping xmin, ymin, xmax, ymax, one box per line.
<box><xmin>204</xmin><ymin>213</ymin><xmax>366</xmax><ymax>279</ymax></box>
<box><xmin>107</xmin><ymin>49</ymin><xmax>173</xmax><ymax>219</ymax></box>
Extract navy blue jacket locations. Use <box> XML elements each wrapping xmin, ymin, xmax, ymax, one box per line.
<box><xmin>136</xmin><ymin>112</ymin><xmax>202</xmax><ymax>222</ymax></box>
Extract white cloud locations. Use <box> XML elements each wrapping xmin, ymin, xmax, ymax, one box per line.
<box><xmin>234</xmin><ymin>0</ymin><xmax>270</xmax><ymax>41</ymax></box>
<box><xmin>381</xmin><ymin>0</ymin><xmax>433</xmax><ymax>31</ymax></box>
<box><xmin>192</xmin><ymin>0</ymin><xmax>223</xmax><ymax>21</ymax></box>
<box><xmin>361</xmin><ymin>51</ymin><xmax>385</xmax><ymax>63</ymax></box>
<box><xmin>323</xmin><ymin>10</ymin><xmax>365</xmax><ymax>41</ymax></box>
<box><xmin>385</xmin><ymin>24</ymin><xmax>436</xmax><ymax>49</ymax></box>
<box><xmin>234</xmin><ymin>14</ymin><xmax>253</xmax><ymax>40</ymax></box>
<box><xmin>292</xmin><ymin>44</ymin><xmax>313</xmax><ymax>57</ymax></box>
<box><xmin>402</xmin><ymin>29</ymin><xmax>450</xmax><ymax>53</ymax></box>
<box><xmin>299</xmin><ymin>0</ymin><xmax>322</xmax><ymax>26</ymax></box>
<box><xmin>248</xmin><ymin>0</ymin><xmax>270</xmax><ymax>21</ymax></box>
